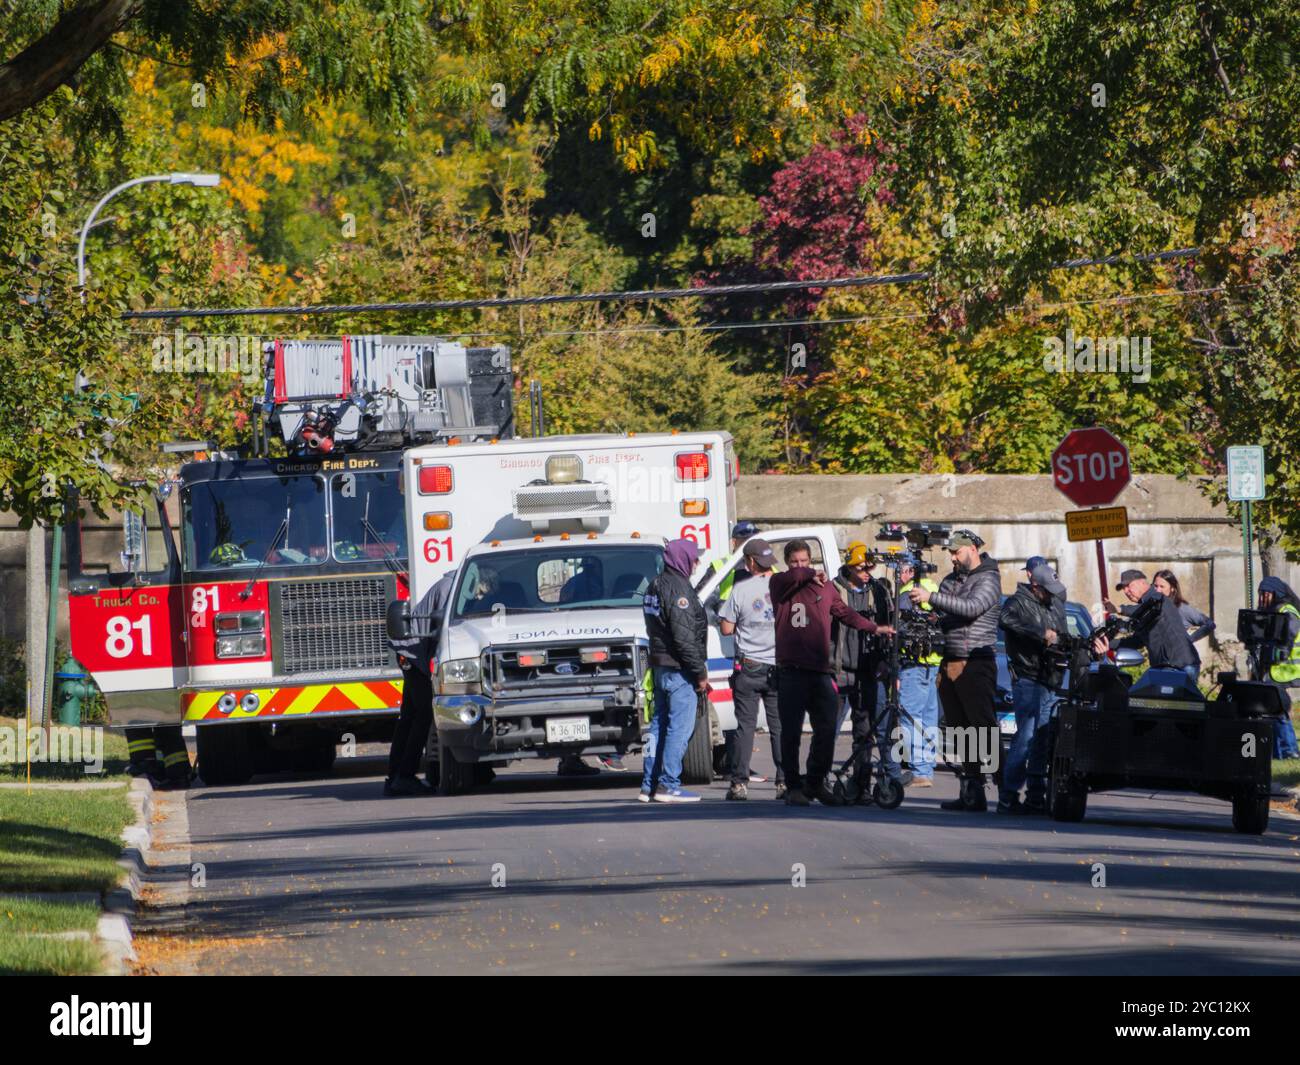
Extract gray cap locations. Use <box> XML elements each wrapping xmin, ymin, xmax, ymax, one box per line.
<box><xmin>742</xmin><ymin>538</ymin><xmax>776</xmax><ymax>569</ymax></box>
<box><xmin>1115</xmin><ymin>568</ymin><xmax>1148</xmax><ymax>591</ymax></box>
<box><xmin>1029</xmin><ymin>563</ymin><xmax>1065</xmax><ymax>597</ymax></box>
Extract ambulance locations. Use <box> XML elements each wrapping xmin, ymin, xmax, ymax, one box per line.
<box><xmin>397</xmin><ymin>433</ymin><xmax>841</xmax><ymax>791</ymax></box>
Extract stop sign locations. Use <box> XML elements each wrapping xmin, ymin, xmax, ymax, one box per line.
<box><xmin>1052</xmin><ymin>427</ymin><xmax>1130</xmax><ymax>507</ymax></box>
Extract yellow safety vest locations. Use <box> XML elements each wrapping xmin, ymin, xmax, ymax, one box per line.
<box><xmin>710</xmin><ymin>557</ymin><xmax>736</xmax><ymax>602</ymax></box>
<box><xmin>899</xmin><ymin>578</ymin><xmax>942</xmax><ymax>666</ymax></box>
<box><xmin>1270</xmin><ymin>603</ymin><xmax>1300</xmax><ymax>685</ymax></box>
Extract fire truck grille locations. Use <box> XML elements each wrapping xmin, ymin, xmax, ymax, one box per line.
<box><xmin>279</xmin><ymin>578</ymin><xmax>390</xmax><ymax>673</ymax></box>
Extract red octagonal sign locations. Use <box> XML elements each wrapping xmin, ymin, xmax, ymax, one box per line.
<box><xmin>1052</xmin><ymin>427</ymin><xmax>1130</xmax><ymax>507</ymax></box>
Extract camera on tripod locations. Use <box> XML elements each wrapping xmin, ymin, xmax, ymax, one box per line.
<box><xmin>875</xmin><ymin>523</ymin><xmax>945</xmax><ymax>574</ymax></box>
<box><xmin>897</xmin><ymin>610</ymin><xmax>946</xmax><ymax>662</ymax></box>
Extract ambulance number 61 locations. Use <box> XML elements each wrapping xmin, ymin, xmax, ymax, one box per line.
<box><xmin>423</xmin><ymin>537</ymin><xmax>454</xmax><ymax>564</ymax></box>
<box><xmin>679</xmin><ymin>524</ymin><xmax>712</xmax><ymax>550</ymax></box>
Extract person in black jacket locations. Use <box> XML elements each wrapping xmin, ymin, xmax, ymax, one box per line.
<box><xmin>1096</xmin><ymin>569</ymin><xmax>1199</xmax><ymax>681</ymax></box>
<box><xmin>640</xmin><ymin>538</ymin><xmax>710</xmax><ymax>803</ymax></box>
<box><xmin>996</xmin><ymin>563</ymin><xmax>1067</xmax><ymax>815</ymax></box>
<box><xmin>385</xmin><ymin>567</ymin><xmax>457</xmax><ymax>796</ymax></box>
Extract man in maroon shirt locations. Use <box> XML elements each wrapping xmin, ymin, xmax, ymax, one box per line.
<box><xmin>771</xmin><ymin>540</ymin><xmax>893</xmax><ymax>805</ymax></box>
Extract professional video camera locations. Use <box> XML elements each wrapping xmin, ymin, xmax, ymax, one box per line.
<box><xmin>896</xmin><ymin>608</ymin><xmax>946</xmax><ymax>663</ymax></box>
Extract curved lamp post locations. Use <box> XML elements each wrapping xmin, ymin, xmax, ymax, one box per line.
<box><xmin>77</xmin><ymin>171</ymin><xmax>222</xmax><ymax>288</ymax></box>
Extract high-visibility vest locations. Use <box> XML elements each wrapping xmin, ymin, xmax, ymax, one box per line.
<box><xmin>1270</xmin><ymin>603</ymin><xmax>1300</xmax><ymax>685</ymax></box>
<box><xmin>899</xmin><ymin>578</ymin><xmax>942</xmax><ymax>666</ymax></box>
<box><xmin>710</xmin><ymin>557</ymin><xmax>736</xmax><ymax>602</ymax></box>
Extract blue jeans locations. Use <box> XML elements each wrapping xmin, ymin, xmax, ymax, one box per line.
<box><xmin>641</xmin><ymin>667</ymin><xmax>699</xmax><ymax>794</ymax></box>
<box><xmin>898</xmin><ymin>664</ymin><xmax>940</xmax><ymax>778</ymax></box>
<box><xmin>1275</xmin><ymin>710</ymin><xmax>1299</xmax><ymax>760</ymax></box>
<box><xmin>1001</xmin><ymin>677</ymin><xmax>1054</xmax><ymax>804</ymax></box>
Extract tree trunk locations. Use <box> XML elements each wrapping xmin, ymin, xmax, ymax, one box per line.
<box><xmin>0</xmin><ymin>0</ymin><xmax>143</xmax><ymax>123</ymax></box>
<box><xmin>26</xmin><ymin>525</ymin><xmax>48</xmax><ymax>730</ymax></box>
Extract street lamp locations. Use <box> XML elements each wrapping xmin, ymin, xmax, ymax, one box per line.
<box><xmin>77</xmin><ymin>171</ymin><xmax>222</xmax><ymax>288</ymax></box>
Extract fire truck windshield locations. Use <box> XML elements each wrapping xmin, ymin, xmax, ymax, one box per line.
<box><xmin>183</xmin><ymin>475</ymin><xmax>327</xmax><ymax>571</ymax></box>
<box><xmin>453</xmin><ymin>545</ymin><xmax>665</xmax><ymax>618</ymax></box>
<box><xmin>330</xmin><ymin>470</ymin><xmax>407</xmax><ymax>563</ymax></box>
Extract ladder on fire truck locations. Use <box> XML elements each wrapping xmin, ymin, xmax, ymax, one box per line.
<box><xmin>260</xmin><ymin>335</ymin><xmax>514</xmax><ymax>455</ymax></box>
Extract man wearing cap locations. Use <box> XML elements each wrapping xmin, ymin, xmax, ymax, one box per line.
<box><xmin>908</xmin><ymin>529</ymin><xmax>1003</xmax><ymax>812</ymax></box>
<box><xmin>1095</xmin><ymin>569</ymin><xmax>1199</xmax><ymax>679</ymax></box>
<box><xmin>997</xmin><ymin>562</ymin><xmax>1068</xmax><ymax>814</ymax></box>
<box><xmin>718</xmin><ymin>538</ymin><xmax>784</xmax><ymax>799</ymax></box>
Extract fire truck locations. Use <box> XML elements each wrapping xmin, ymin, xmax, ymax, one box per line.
<box><xmin>65</xmin><ymin>335</ymin><xmax>514</xmax><ymax>784</ymax></box>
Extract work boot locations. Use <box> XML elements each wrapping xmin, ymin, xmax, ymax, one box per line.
<box><xmin>997</xmin><ymin>795</ymin><xmax>1027</xmax><ymax>815</ymax></box>
<box><xmin>962</xmin><ymin>775</ymin><xmax>989</xmax><ymax>812</ymax></box>
<box><xmin>785</xmin><ymin>788</ymin><xmax>812</xmax><ymax>807</ymax></box>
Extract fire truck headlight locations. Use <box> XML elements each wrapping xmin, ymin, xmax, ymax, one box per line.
<box><xmin>216</xmin><ymin>634</ymin><xmax>267</xmax><ymax>658</ymax></box>
<box><xmin>438</xmin><ymin>658</ymin><xmax>481</xmax><ymax>694</ymax></box>
<box><xmin>545</xmin><ymin>454</ymin><xmax>582</xmax><ymax>483</ymax></box>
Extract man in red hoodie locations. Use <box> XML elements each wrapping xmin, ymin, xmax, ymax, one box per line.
<box><xmin>771</xmin><ymin>540</ymin><xmax>893</xmax><ymax>806</ymax></box>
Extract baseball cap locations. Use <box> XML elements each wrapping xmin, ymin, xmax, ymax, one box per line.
<box><xmin>1115</xmin><ymin>568</ymin><xmax>1148</xmax><ymax>590</ymax></box>
<box><xmin>731</xmin><ymin>520</ymin><xmax>758</xmax><ymax>540</ymax></box>
<box><xmin>948</xmin><ymin>529</ymin><xmax>984</xmax><ymax>549</ymax></box>
<box><xmin>1024</xmin><ymin>555</ymin><xmax>1047</xmax><ymax>572</ymax></box>
<box><xmin>742</xmin><ymin>538</ymin><xmax>776</xmax><ymax>568</ymax></box>
<box><xmin>1029</xmin><ymin>563</ymin><xmax>1065</xmax><ymax>597</ymax></box>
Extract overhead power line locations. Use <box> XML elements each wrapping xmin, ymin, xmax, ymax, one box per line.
<box><xmin>119</xmin><ymin>247</ymin><xmax>1201</xmax><ymax>321</ymax></box>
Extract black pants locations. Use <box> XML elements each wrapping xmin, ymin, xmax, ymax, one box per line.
<box><xmin>834</xmin><ymin>666</ymin><xmax>880</xmax><ymax>746</ymax></box>
<box><xmin>728</xmin><ymin>659</ymin><xmax>783</xmax><ymax>785</ymax></box>
<box><xmin>936</xmin><ymin>656</ymin><xmax>998</xmax><ymax>778</ymax></box>
<box><xmin>777</xmin><ymin>667</ymin><xmax>839</xmax><ymax>794</ymax></box>
<box><xmin>388</xmin><ymin>660</ymin><xmax>433</xmax><ymax>781</ymax></box>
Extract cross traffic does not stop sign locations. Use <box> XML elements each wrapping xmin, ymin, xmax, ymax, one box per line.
<box><xmin>1051</xmin><ymin>427</ymin><xmax>1131</xmax><ymax>507</ymax></box>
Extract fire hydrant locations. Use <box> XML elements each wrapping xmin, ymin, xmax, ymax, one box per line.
<box><xmin>54</xmin><ymin>657</ymin><xmax>92</xmax><ymax>727</ymax></box>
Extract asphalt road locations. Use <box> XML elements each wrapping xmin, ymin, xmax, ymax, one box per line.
<box><xmin>170</xmin><ymin>740</ymin><xmax>1300</xmax><ymax>975</ymax></box>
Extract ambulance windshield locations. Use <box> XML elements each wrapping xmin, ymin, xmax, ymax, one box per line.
<box><xmin>183</xmin><ymin>475</ymin><xmax>327</xmax><ymax>570</ymax></box>
<box><xmin>453</xmin><ymin>545</ymin><xmax>664</xmax><ymax>618</ymax></box>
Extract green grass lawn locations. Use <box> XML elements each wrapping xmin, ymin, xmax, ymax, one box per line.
<box><xmin>0</xmin><ymin>715</ymin><xmax>130</xmax><ymax>780</ymax></box>
<box><xmin>0</xmin><ymin>786</ymin><xmax>133</xmax><ymax>976</ymax></box>
<box><xmin>0</xmin><ymin>786</ymin><xmax>133</xmax><ymax>893</ymax></box>
<box><xmin>0</xmin><ymin>896</ymin><xmax>103</xmax><ymax>975</ymax></box>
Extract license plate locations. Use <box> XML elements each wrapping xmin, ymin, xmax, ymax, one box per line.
<box><xmin>546</xmin><ymin>716</ymin><xmax>591</xmax><ymax>744</ymax></box>
<box><xmin>998</xmin><ymin>714</ymin><xmax>1017</xmax><ymax>735</ymax></box>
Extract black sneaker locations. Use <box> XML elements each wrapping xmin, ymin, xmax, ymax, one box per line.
<box><xmin>557</xmin><ymin>756</ymin><xmax>601</xmax><ymax>777</ymax></box>
<box><xmin>785</xmin><ymin>789</ymin><xmax>812</xmax><ymax>806</ymax></box>
<box><xmin>940</xmin><ymin>796</ymin><xmax>970</xmax><ymax>811</ymax></box>
<box><xmin>1022</xmin><ymin>798</ymin><xmax>1049</xmax><ymax>816</ymax></box>
<box><xmin>597</xmin><ymin>756</ymin><xmax>628</xmax><ymax>772</ymax></box>
<box><xmin>385</xmin><ymin>776</ymin><xmax>431</xmax><ymax>796</ymax></box>
<box><xmin>726</xmin><ymin>782</ymin><xmax>749</xmax><ymax>801</ymax></box>
<box><xmin>774</xmin><ymin>783</ymin><xmax>788</xmax><ymax>800</ymax></box>
<box><xmin>997</xmin><ymin>795</ymin><xmax>1027</xmax><ymax>815</ymax></box>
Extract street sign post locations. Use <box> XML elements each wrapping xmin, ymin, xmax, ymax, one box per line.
<box><xmin>1053</xmin><ymin>428</ymin><xmax>1132</xmax><ymax>604</ymax></box>
<box><xmin>1227</xmin><ymin>446</ymin><xmax>1266</xmax><ymax>609</ymax></box>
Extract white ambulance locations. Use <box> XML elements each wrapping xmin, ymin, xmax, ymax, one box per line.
<box><xmin>397</xmin><ymin>431</ymin><xmax>841</xmax><ymax>792</ymax></box>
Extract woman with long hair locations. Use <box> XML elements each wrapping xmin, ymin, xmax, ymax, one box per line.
<box><xmin>1153</xmin><ymin>569</ymin><xmax>1216</xmax><ymax>644</ymax></box>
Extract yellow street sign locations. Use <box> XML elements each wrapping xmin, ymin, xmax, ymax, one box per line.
<box><xmin>1065</xmin><ymin>506</ymin><xmax>1129</xmax><ymax>543</ymax></box>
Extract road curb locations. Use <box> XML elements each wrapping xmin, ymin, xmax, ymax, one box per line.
<box><xmin>97</xmin><ymin>776</ymin><xmax>154</xmax><ymax>975</ymax></box>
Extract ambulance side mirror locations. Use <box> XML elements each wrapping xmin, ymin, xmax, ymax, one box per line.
<box><xmin>387</xmin><ymin>600</ymin><xmax>412</xmax><ymax>641</ymax></box>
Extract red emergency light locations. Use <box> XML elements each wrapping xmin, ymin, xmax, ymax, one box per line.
<box><xmin>675</xmin><ymin>452</ymin><xmax>710</xmax><ymax>481</ymax></box>
<box><xmin>418</xmin><ymin>464</ymin><xmax>454</xmax><ymax>494</ymax></box>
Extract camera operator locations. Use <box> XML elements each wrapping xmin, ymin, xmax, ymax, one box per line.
<box><xmin>908</xmin><ymin>530</ymin><xmax>1002</xmax><ymax>813</ymax></box>
<box><xmin>831</xmin><ymin>543</ymin><xmax>891</xmax><ymax>745</ymax></box>
<box><xmin>996</xmin><ymin>563</ymin><xmax>1067</xmax><ymax>815</ymax></box>
<box><xmin>1256</xmin><ymin>577</ymin><xmax>1300</xmax><ymax>759</ymax></box>
<box><xmin>897</xmin><ymin>559</ymin><xmax>942</xmax><ymax>787</ymax></box>
<box><xmin>1094</xmin><ymin>569</ymin><xmax>1198</xmax><ymax>681</ymax></box>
